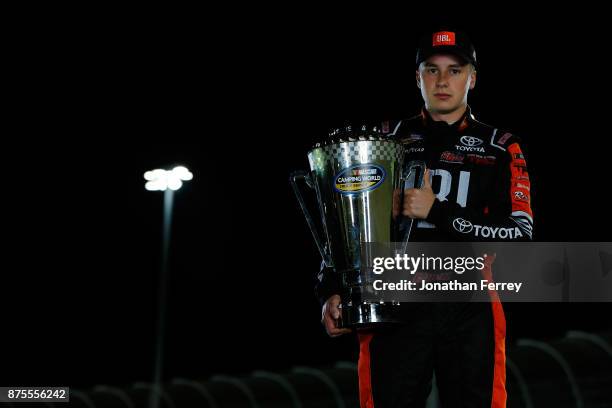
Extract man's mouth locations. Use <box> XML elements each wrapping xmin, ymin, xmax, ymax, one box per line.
<box><xmin>434</xmin><ymin>93</ymin><xmax>451</xmax><ymax>100</ymax></box>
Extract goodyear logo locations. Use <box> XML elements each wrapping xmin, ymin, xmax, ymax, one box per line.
<box><xmin>334</xmin><ymin>164</ymin><xmax>386</xmax><ymax>194</ymax></box>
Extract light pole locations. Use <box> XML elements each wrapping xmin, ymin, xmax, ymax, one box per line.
<box><xmin>144</xmin><ymin>166</ymin><xmax>193</xmax><ymax>408</ymax></box>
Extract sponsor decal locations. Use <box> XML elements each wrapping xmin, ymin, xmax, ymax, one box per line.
<box><xmin>452</xmin><ymin>217</ymin><xmax>524</xmax><ymax>239</ymax></box>
<box><xmin>456</xmin><ymin>136</ymin><xmax>485</xmax><ymax>152</ymax></box>
<box><xmin>516</xmin><ymin>182</ymin><xmax>530</xmax><ymax>190</ymax></box>
<box><xmin>512</xmin><ymin>164</ymin><xmax>529</xmax><ymax>179</ymax></box>
<box><xmin>407</xmin><ymin>146</ymin><xmax>425</xmax><ymax>153</ymax></box>
<box><xmin>456</xmin><ymin>145</ymin><xmax>485</xmax><ymax>153</ymax></box>
<box><xmin>460</xmin><ymin>136</ymin><xmax>484</xmax><ymax>147</ymax></box>
<box><xmin>334</xmin><ymin>164</ymin><xmax>386</xmax><ymax>194</ymax></box>
<box><xmin>433</xmin><ymin>31</ymin><xmax>456</xmax><ymax>46</ymax></box>
<box><xmin>401</xmin><ymin>135</ymin><xmax>423</xmax><ymax>143</ymax></box>
<box><xmin>498</xmin><ymin>132</ymin><xmax>512</xmax><ymax>145</ymax></box>
<box><xmin>453</xmin><ymin>218</ymin><xmax>473</xmax><ymax>233</ymax></box>
<box><xmin>466</xmin><ymin>154</ymin><xmax>496</xmax><ymax>165</ymax></box>
<box><xmin>440</xmin><ymin>151</ymin><xmax>465</xmax><ymax>164</ymax></box>
<box><xmin>507</xmin><ymin>142</ymin><xmax>532</xmax><ymax>216</ymax></box>
<box><xmin>514</xmin><ymin>191</ymin><xmax>528</xmax><ymax>201</ymax></box>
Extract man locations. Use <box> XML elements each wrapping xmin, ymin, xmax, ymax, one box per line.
<box><xmin>316</xmin><ymin>28</ymin><xmax>533</xmax><ymax>407</ymax></box>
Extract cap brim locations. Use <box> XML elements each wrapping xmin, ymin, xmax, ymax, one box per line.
<box><xmin>417</xmin><ymin>47</ymin><xmax>474</xmax><ymax>68</ymax></box>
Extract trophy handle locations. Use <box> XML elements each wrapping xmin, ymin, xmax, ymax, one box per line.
<box><xmin>290</xmin><ymin>170</ymin><xmax>334</xmax><ymax>267</ymax></box>
<box><xmin>400</xmin><ymin>161</ymin><xmax>426</xmax><ymax>252</ymax></box>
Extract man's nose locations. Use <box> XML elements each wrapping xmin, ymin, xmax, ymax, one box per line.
<box><xmin>436</xmin><ymin>72</ymin><xmax>449</xmax><ymax>87</ymax></box>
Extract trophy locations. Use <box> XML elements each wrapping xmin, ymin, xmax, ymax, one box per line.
<box><xmin>291</xmin><ymin>124</ymin><xmax>425</xmax><ymax>327</ymax></box>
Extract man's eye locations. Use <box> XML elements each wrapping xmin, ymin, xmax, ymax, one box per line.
<box><xmin>450</xmin><ymin>69</ymin><xmax>461</xmax><ymax>75</ymax></box>
<box><xmin>427</xmin><ymin>68</ymin><xmax>438</xmax><ymax>74</ymax></box>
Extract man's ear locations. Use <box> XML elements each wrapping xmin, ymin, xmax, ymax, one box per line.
<box><xmin>416</xmin><ymin>69</ymin><xmax>421</xmax><ymax>89</ymax></box>
<box><xmin>469</xmin><ymin>69</ymin><xmax>477</xmax><ymax>90</ymax></box>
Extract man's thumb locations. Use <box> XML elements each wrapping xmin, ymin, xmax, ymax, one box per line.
<box><xmin>422</xmin><ymin>168</ymin><xmax>432</xmax><ymax>189</ymax></box>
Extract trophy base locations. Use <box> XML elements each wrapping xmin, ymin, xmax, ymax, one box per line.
<box><xmin>340</xmin><ymin>302</ymin><xmax>403</xmax><ymax>328</ymax></box>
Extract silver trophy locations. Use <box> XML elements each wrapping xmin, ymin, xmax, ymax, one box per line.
<box><xmin>291</xmin><ymin>129</ymin><xmax>425</xmax><ymax>328</ymax></box>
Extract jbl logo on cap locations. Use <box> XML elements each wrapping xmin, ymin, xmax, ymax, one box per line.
<box><xmin>432</xmin><ymin>31</ymin><xmax>456</xmax><ymax>47</ymax></box>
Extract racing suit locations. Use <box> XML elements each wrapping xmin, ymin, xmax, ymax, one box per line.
<box><xmin>315</xmin><ymin>106</ymin><xmax>533</xmax><ymax>407</ymax></box>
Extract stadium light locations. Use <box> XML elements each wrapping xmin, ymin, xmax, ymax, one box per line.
<box><xmin>144</xmin><ymin>165</ymin><xmax>193</xmax><ymax>408</ymax></box>
<box><xmin>144</xmin><ymin>166</ymin><xmax>193</xmax><ymax>191</ymax></box>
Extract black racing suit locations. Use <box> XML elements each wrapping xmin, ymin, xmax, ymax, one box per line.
<box><xmin>316</xmin><ymin>106</ymin><xmax>533</xmax><ymax>408</ymax></box>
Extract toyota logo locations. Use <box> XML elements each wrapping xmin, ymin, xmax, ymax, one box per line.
<box><xmin>453</xmin><ymin>218</ymin><xmax>473</xmax><ymax>233</ymax></box>
<box><xmin>460</xmin><ymin>136</ymin><xmax>483</xmax><ymax>147</ymax></box>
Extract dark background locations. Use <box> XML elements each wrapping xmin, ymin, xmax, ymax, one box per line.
<box><xmin>2</xmin><ymin>10</ymin><xmax>611</xmax><ymax>388</ymax></box>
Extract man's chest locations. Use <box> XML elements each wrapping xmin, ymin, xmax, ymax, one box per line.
<box><xmin>400</xmin><ymin>131</ymin><xmax>499</xmax><ymax>207</ymax></box>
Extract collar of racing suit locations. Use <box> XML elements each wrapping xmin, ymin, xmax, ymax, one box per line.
<box><xmin>420</xmin><ymin>105</ymin><xmax>474</xmax><ymax>133</ymax></box>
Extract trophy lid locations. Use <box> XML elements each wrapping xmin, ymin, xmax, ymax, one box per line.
<box><xmin>313</xmin><ymin>121</ymin><xmax>389</xmax><ymax>148</ymax></box>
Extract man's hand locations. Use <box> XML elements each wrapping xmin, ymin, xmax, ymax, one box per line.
<box><xmin>403</xmin><ymin>169</ymin><xmax>436</xmax><ymax>219</ymax></box>
<box><xmin>392</xmin><ymin>188</ymin><xmax>401</xmax><ymax>219</ymax></box>
<box><xmin>321</xmin><ymin>294</ymin><xmax>352</xmax><ymax>337</ymax></box>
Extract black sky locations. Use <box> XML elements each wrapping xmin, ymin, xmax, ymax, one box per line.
<box><xmin>3</xmin><ymin>10</ymin><xmax>612</xmax><ymax>388</ymax></box>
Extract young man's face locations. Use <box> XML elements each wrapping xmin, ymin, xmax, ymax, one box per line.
<box><xmin>416</xmin><ymin>54</ymin><xmax>476</xmax><ymax>115</ymax></box>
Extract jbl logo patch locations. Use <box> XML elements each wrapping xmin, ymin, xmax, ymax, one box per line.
<box><xmin>432</xmin><ymin>31</ymin><xmax>456</xmax><ymax>46</ymax></box>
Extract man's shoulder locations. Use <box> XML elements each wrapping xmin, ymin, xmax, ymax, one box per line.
<box><xmin>469</xmin><ymin>118</ymin><xmax>523</xmax><ymax>152</ymax></box>
<box><xmin>381</xmin><ymin>115</ymin><xmax>424</xmax><ymax>142</ymax></box>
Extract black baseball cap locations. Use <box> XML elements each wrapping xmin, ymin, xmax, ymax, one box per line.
<box><xmin>416</xmin><ymin>29</ymin><xmax>477</xmax><ymax>69</ymax></box>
